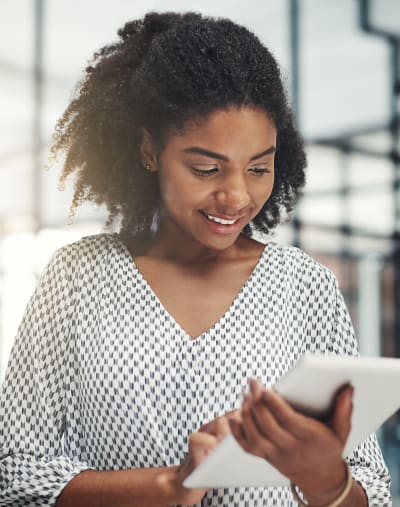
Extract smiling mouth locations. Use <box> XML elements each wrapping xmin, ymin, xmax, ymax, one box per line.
<box><xmin>200</xmin><ymin>212</ymin><xmax>242</xmax><ymax>225</ymax></box>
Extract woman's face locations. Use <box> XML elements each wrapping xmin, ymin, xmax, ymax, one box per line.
<box><xmin>144</xmin><ymin>106</ymin><xmax>277</xmax><ymax>253</ymax></box>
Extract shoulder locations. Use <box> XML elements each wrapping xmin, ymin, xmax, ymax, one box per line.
<box><xmin>53</xmin><ymin>233</ymin><xmax>123</xmax><ymax>263</ymax></box>
<box><xmin>263</xmin><ymin>242</ymin><xmax>337</xmax><ymax>290</ymax></box>
<box><xmin>44</xmin><ymin>233</ymin><xmax>127</xmax><ymax>281</ymax></box>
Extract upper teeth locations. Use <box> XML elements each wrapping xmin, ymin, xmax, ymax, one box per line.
<box><xmin>206</xmin><ymin>214</ymin><xmax>237</xmax><ymax>225</ymax></box>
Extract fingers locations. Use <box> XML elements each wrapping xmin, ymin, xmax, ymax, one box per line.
<box><xmin>226</xmin><ymin>409</ymin><xmax>242</xmax><ymax>424</ymax></box>
<box><xmin>249</xmin><ymin>377</ymin><xmax>263</xmax><ymax>401</ymax></box>
<box><xmin>230</xmin><ymin>393</ymin><xmax>284</xmax><ymax>459</ymax></box>
<box><xmin>257</xmin><ymin>386</ymin><xmax>313</xmax><ymax>439</ymax></box>
<box><xmin>227</xmin><ymin>379</ymin><xmax>302</xmax><ymax>459</ymax></box>
<box><xmin>228</xmin><ymin>377</ymin><xmax>351</xmax><ymax>487</ymax></box>
<box><xmin>200</xmin><ymin>378</ymin><xmax>353</xmax><ymax>469</ymax></box>
<box><xmin>199</xmin><ymin>419</ymin><xmax>229</xmax><ymax>440</ymax></box>
<box><xmin>188</xmin><ymin>432</ymin><xmax>219</xmax><ymax>464</ymax></box>
<box><xmin>199</xmin><ymin>409</ymin><xmax>241</xmax><ymax>441</ymax></box>
<box><xmin>329</xmin><ymin>384</ymin><xmax>353</xmax><ymax>444</ymax></box>
<box><xmin>232</xmin><ymin>378</ymin><xmax>326</xmax><ymax>450</ymax></box>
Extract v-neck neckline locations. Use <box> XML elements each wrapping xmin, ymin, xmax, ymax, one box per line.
<box><xmin>113</xmin><ymin>234</ymin><xmax>269</xmax><ymax>341</ymax></box>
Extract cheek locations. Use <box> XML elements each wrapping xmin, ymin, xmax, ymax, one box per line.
<box><xmin>158</xmin><ymin>172</ymin><xmax>205</xmax><ymax>212</ymax></box>
<box><xmin>157</xmin><ymin>170</ymin><xmax>184</xmax><ymax>205</ymax></box>
<box><xmin>253</xmin><ymin>177</ymin><xmax>275</xmax><ymax>204</ymax></box>
<box><xmin>159</xmin><ymin>179</ymin><xmax>179</xmax><ymax>205</ymax></box>
<box><xmin>266</xmin><ymin>172</ymin><xmax>275</xmax><ymax>198</ymax></box>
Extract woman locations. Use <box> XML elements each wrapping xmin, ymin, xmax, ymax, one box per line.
<box><xmin>0</xmin><ymin>11</ymin><xmax>391</xmax><ymax>507</ymax></box>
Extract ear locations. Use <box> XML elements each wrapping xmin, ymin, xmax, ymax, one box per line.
<box><xmin>140</xmin><ymin>128</ymin><xmax>158</xmax><ymax>172</ymax></box>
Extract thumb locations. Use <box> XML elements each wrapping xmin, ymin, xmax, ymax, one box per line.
<box><xmin>188</xmin><ymin>431</ymin><xmax>219</xmax><ymax>464</ymax></box>
<box><xmin>329</xmin><ymin>384</ymin><xmax>354</xmax><ymax>444</ymax></box>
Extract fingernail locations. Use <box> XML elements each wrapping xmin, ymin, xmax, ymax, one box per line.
<box><xmin>249</xmin><ymin>378</ymin><xmax>257</xmax><ymax>392</ymax></box>
<box><xmin>262</xmin><ymin>388</ymin><xmax>272</xmax><ymax>403</ymax></box>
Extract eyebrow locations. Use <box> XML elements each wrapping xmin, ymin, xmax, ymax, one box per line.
<box><xmin>181</xmin><ymin>146</ymin><xmax>276</xmax><ymax>162</ymax></box>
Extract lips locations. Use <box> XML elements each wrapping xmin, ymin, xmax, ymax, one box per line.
<box><xmin>200</xmin><ymin>211</ymin><xmax>242</xmax><ymax>225</ymax></box>
<box><xmin>198</xmin><ymin>211</ymin><xmax>245</xmax><ymax>237</ymax></box>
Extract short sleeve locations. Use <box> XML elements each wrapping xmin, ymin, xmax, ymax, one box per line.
<box><xmin>0</xmin><ymin>247</ymin><xmax>91</xmax><ymax>506</ymax></box>
<box><xmin>329</xmin><ymin>275</ymin><xmax>392</xmax><ymax>506</ymax></box>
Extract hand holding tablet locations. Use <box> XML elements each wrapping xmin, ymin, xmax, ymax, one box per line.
<box><xmin>184</xmin><ymin>354</ymin><xmax>400</xmax><ymax>488</ymax></box>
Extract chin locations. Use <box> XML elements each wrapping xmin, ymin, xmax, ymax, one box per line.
<box><xmin>200</xmin><ymin>235</ymin><xmax>241</xmax><ymax>251</ymax></box>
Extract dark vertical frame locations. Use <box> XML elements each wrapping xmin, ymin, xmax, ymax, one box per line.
<box><xmin>389</xmin><ymin>39</ymin><xmax>400</xmax><ymax>359</ymax></box>
<box><xmin>338</xmin><ymin>147</ymin><xmax>352</xmax><ymax>295</ymax></box>
<box><xmin>289</xmin><ymin>0</ymin><xmax>301</xmax><ymax>248</ymax></box>
<box><xmin>359</xmin><ymin>0</ymin><xmax>400</xmax><ymax>497</ymax></box>
<box><xmin>33</xmin><ymin>0</ymin><xmax>44</xmax><ymax>233</ymax></box>
<box><xmin>359</xmin><ymin>0</ymin><xmax>400</xmax><ymax>357</ymax></box>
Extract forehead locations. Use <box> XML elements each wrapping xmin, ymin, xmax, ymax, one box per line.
<box><xmin>163</xmin><ymin>106</ymin><xmax>277</xmax><ymax>155</ymax></box>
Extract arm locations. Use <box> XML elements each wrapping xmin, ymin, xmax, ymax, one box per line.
<box><xmin>56</xmin><ymin>467</ymin><xmax>179</xmax><ymax>507</ymax></box>
<box><xmin>228</xmin><ymin>262</ymin><xmax>391</xmax><ymax>506</ymax></box>
<box><xmin>329</xmin><ymin>278</ymin><xmax>392</xmax><ymax>505</ymax></box>
<box><xmin>0</xmin><ymin>248</ymin><xmax>90</xmax><ymax>506</ymax></box>
<box><xmin>230</xmin><ymin>381</ymin><xmax>367</xmax><ymax>507</ymax></box>
<box><xmin>0</xmin><ymin>246</ymin><xmax>216</xmax><ymax>507</ymax></box>
<box><xmin>56</xmin><ymin>432</ymin><xmax>219</xmax><ymax>507</ymax></box>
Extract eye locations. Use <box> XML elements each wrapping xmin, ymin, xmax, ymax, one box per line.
<box><xmin>191</xmin><ymin>167</ymin><xmax>219</xmax><ymax>177</ymax></box>
<box><xmin>249</xmin><ymin>166</ymin><xmax>271</xmax><ymax>175</ymax></box>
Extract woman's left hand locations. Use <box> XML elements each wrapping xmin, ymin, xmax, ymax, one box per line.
<box><xmin>229</xmin><ymin>378</ymin><xmax>353</xmax><ymax>502</ymax></box>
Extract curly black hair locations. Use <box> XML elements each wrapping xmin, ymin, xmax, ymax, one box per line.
<box><xmin>51</xmin><ymin>11</ymin><xmax>306</xmax><ymax>241</ymax></box>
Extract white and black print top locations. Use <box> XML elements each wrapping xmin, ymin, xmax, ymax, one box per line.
<box><xmin>0</xmin><ymin>234</ymin><xmax>392</xmax><ymax>506</ymax></box>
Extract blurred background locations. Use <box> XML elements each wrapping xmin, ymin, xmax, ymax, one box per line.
<box><xmin>1</xmin><ymin>0</ymin><xmax>399</xmax><ymax>500</ymax></box>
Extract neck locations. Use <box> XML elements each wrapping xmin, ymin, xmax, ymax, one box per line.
<box><xmin>144</xmin><ymin>220</ymin><xmax>248</xmax><ymax>264</ymax></box>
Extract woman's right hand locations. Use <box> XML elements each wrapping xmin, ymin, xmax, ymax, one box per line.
<box><xmin>171</xmin><ymin>431</ymin><xmax>218</xmax><ymax>506</ymax></box>
<box><xmin>172</xmin><ymin>410</ymin><xmax>241</xmax><ymax>506</ymax></box>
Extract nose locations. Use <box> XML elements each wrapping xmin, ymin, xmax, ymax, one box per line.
<box><xmin>215</xmin><ymin>173</ymin><xmax>251</xmax><ymax>212</ymax></box>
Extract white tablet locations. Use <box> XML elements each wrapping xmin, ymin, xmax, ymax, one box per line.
<box><xmin>184</xmin><ymin>354</ymin><xmax>400</xmax><ymax>488</ymax></box>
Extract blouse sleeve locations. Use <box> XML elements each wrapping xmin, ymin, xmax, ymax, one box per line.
<box><xmin>329</xmin><ymin>275</ymin><xmax>392</xmax><ymax>506</ymax></box>
<box><xmin>0</xmin><ymin>247</ymin><xmax>91</xmax><ymax>506</ymax></box>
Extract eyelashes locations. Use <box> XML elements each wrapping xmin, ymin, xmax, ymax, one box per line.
<box><xmin>191</xmin><ymin>167</ymin><xmax>219</xmax><ymax>177</ymax></box>
<box><xmin>249</xmin><ymin>167</ymin><xmax>272</xmax><ymax>175</ymax></box>
<box><xmin>191</xmin><ymin>167</ymin><xmax>272</xmax><ymax>177</ymax></box>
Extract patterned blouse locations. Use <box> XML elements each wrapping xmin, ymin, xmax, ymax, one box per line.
<box><xmin>0</xmin><ymin>233</ymin><xmax>391</xmax><ymax>506</ymax></box>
